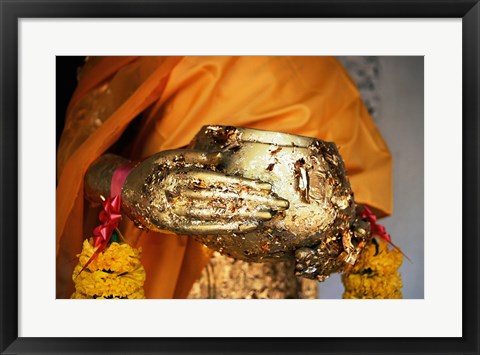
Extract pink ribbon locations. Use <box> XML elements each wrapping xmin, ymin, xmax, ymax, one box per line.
<box><xmin>360</xmin><ymin>205</ymin><xmax>391</xmax><ymax>243</ymax></box>
<box><xmin>111</xmin><ymin>163</ymin><xmax>134</xmax><ymax>198</ymax></box>
<box><xmin>77</xmin><ymin>163</ymin><xmax>133</xmax><ymax>276</ymax></box>
<box><xmin>92</xmin><ymin>163</ymin><xmax>133</xmax><ymax>247</ymax></box>
<box><xmin>360</xmin><ymin>205</ymin><xmax>411</xmax><ymax>262</ymax></box>
<box><xmin>93</xmin><ymin>195</ymin><xmax>122</xmax><ymax>247</ymax></box>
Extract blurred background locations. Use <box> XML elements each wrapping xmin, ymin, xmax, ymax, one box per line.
<box><xmin>56</xmin><ymin>56</ymin><xmax>424</xmax><ymax>299</ymax></box>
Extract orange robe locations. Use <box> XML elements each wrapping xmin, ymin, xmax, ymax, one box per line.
<box><xmin>56</xmin><ymin>56</ymin><xmax>392</xmax><ymax>298</ymax></box>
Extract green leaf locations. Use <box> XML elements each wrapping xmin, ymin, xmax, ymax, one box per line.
<box><xmin>110</xmin><ymin>230</ymin><xmax>120</xmax><ymax>244</ymax></box>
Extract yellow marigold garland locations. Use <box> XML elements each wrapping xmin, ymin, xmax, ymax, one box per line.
<box><xmin>342</xmin><ymin>237</ymin><xmax>403</xmax><ymax>299</ymax></box>
<box><xmin>71</xmin><ymin>239</ymin><xmax>146</xmax><ymax>299</ymax></box>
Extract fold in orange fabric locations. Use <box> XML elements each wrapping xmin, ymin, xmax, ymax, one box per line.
<box><xmin>56</xmin><ymin>56</ymin><xmax>392</xmax><ymax>299</ymax></box>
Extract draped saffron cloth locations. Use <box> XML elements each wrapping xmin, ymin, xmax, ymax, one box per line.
<box><xmin>56</xmin><ymin>56</ymin><xmax>393</xmax><ymax>298</ymax></box>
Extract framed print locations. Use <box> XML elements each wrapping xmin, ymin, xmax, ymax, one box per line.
<box><xmin>1</xmin><ymin>0</ymin><xmax>479</xmax><ymax>354</ymax></box>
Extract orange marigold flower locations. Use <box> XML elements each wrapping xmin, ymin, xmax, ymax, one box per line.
<box><xmin>72</xmin><ymin>239</ymin><xmax>146</xmax><ymax>299</ymax></box>
<box><xmin>342</xmin><ymin>237</ymin><xmax>403</xmax><ymax>299</ymax></box>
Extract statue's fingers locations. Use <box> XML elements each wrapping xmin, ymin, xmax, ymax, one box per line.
<box><xmin>182</xmin><ymin>189</ymin><xmax>289</xmax><ymax>210</ymax></box>
<box><xmin>176</xmin><ymin>220</ymin><xmax>259</xmax><ymax>235</ymax></box>
<box><xmin>173</xmin><ymin>203</ymin><xmax>274</xmax><ymax>221</ymax></box>
<box><xmin>190</xmin><ymin>171</ymin><xmax>272</xmax><ymax>191</ymax></box>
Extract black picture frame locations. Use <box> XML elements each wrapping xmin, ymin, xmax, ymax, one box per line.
<box><xmin>1</xmin><ymin>1</ymin><xmax>479</xmax><ymax>354</ymax></box>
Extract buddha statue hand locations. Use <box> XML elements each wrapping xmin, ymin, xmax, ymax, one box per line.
<box><xmin>85</xmin><ymin>150</ymin><xmax>289</xmax><ymax>235</ymax></box>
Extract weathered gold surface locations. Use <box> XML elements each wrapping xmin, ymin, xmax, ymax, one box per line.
<box><xmin>187</xmin><ymin>251</ymin><xmax>318</xmax><ymax>299</ymax></box>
